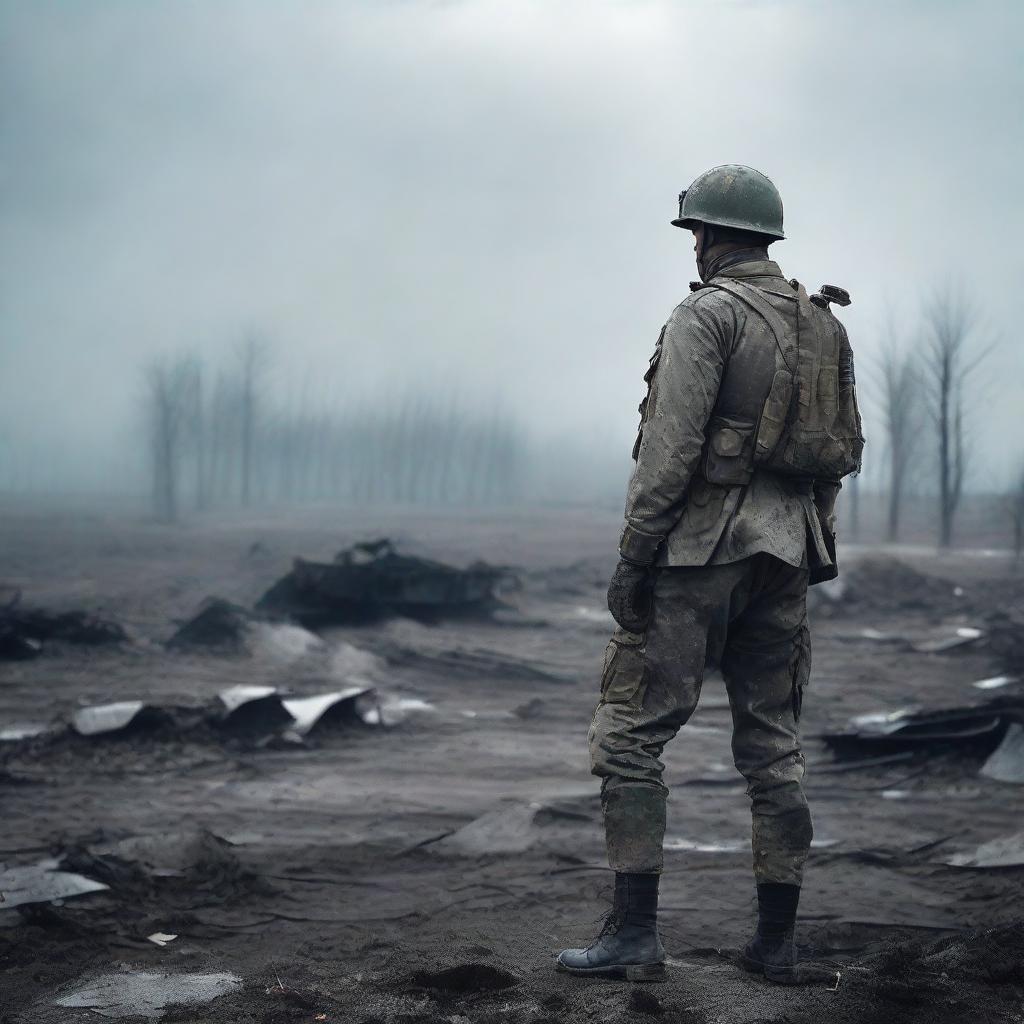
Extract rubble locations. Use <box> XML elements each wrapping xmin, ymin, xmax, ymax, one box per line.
<box><xmin>433</xmin><ymin>802</ymin><xmax>544</xmax><ymax>855</ymax></box>
<box><xmin>281</xmin><ymin>688</ymin><xmax>375</xmax><ymax>736</ymax></box>
<box><xmin>980</xmin><ymin>722</ymin><xmax>1024</xmax><ymax>783</ymax></box>
<box><xmin>167</xmin><ymin>598</ymin><xmax>324</xmax><ymax>664</ymax></box>
<box><xmin>55</xmin><ymin>828</ymin><xmax>261</xmax><ymax>914</ymax></box>
<box><xmin>72</xmin><ymin>701</ymin><xmax>169</xmax><ymax>737</ymax></box>
<box><xmin>974</xmin><ymin>674</ymin><xmax>1018</xmax><ymax>690</ymax></box>
<box><xmin>945</xmin><ymin>830</ymin><xmax>1024</xmax><ymax>868</ymax></box>
<box><xmin>0</xmin><ymin>858</ymin><xmax>109</xmax><ymax>909</ymax></box>
<box><xmin>255</xmin><ymin>538</ymin><xmax>510</xmax><ymax>626</ymax></box>
<box><xmin>0</xmin><ymin>722</ymin><xmax>49</xmax><ymax>741</ymax></box>
<box><xmin>217</xmin><ymin>685</ymin><xmax>295</xmax><ymax>734</ymax></box>
<box><xmin>911</xmin><ymin>625</ymin><xmax>985</xmax><ymax>653</ymax></box>
<box><xmin>0</xmin><ymin>592</ymin><xmax>126</xmax><ymax>660</ymax></box>
<box><xmin>166</xmin><ymin>598</ymin><xmax>253</xmax><ymax>651</ymax></box>
<box><xmin>823</xmin><ymin>699</ymin><xmax>1023</xmax><ymax>760</ymax></box>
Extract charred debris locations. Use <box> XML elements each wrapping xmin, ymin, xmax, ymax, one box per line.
<box><xmin>255</xmin><ymin>538</ymin><xmax>512</xmax><ymax>627</ymax></box>
<box><xmin>2</xmin><ymin>539</ymin><xmax>513</xmax><ymax>663</ymax></box>
<box><xmin>0</xmin><ymin>590</ymin><xmax>126</xmax><ymax>661</ymax></box>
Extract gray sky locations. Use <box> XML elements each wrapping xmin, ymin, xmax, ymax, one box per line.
<box><xmin>2</xmin><ymin>0</ymin><xmax>1022</xmax><ymax>492</ymax></box>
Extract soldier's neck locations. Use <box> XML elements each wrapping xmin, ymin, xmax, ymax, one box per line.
<box><xmin>700</xmin><ymin>245</ymin><xmax>771</xmax><ymax>281</ymax></box>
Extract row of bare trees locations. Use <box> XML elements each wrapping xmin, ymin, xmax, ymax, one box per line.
<box><xmin>874</xmin><ymin>291</ymin><xmax>998</xmax><ymax>549</ymax></box>
<box><xmin>145</xmin><ymin>340</ymin><xmax>525</xmax><ymax>522</ymax></box>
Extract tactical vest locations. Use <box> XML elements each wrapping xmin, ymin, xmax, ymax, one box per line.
<box><xmin>697</xmin><ymin>277</ymin><xmax>864</xmax><ymax>487</ymax></box>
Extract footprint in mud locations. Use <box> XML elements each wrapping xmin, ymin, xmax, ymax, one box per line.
<box><xmin>407</xmin><ymin>962</ymin><xmax>520</xmax><ymax>997</ymax></box>
<box><xmin>628</xmin><ymin>988</ymin><xmax>665</xmax><ymax>1016</ymax></box>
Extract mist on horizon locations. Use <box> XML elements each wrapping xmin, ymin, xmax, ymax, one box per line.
<box><xmin>2</xmin><ymin>0</ymin><xmax>1021</xmax><ymax>519</ymax></box>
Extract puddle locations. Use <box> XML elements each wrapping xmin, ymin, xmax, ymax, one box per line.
<box><xmin>55</xmin><ymin>970</ymin><xmax>242</xmax><ymax>1018</ymax></box>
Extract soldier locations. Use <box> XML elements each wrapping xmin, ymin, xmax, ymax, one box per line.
<box><xmin>557</xmin><ymin>165</ymin><xmax>863</xmax><ymax>984</ymax></box>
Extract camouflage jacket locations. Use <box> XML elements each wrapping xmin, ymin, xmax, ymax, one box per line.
<box><xmin>619</xmin><ymin>258</ymin><xmax>842</xmax><ymax>582</ymax></box>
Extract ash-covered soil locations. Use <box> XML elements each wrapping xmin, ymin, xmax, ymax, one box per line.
<box><xmin>1</xmin><ymin>500</ymin><xmax>1022</xmax><ymax>1023</ymax></box>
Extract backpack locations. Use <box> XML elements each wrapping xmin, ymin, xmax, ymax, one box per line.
<box><xmin>708</xmin><ymin>277</ymin><xmax>864</xmax><ymax>483</ymax></box>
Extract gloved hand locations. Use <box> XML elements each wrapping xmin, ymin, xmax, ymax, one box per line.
<box><xmin>607</xmin><ymin>557</ymin><xmax>655</xmax><ymax>633</ymax></box>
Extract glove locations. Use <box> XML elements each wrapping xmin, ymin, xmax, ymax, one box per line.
<box><xmin>607</xmin><ymin>557</ymin><xmax>655</xmax><ymax>633</ymax></box>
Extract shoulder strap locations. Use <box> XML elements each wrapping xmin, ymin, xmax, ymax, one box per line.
<box><xmin>705</xmin><ymin>278</ymin><xmax>795</xmax><ymax>372</ymax></box>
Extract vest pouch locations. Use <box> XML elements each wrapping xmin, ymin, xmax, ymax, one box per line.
<box><xmin>703</xmin><ymin>415</ymin><xmax>756</xmax><ymax>487</ymax></box>
<box><xmin>754</xmin><ymin>370</ymin><xmax>794</xmax><ymax>462</ymax></box>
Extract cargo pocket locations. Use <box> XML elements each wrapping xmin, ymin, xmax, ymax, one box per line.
<box><xmin>703</xmin><ymin>415</ymin><xmax>756</xmax><ymax>486</ymax></box>
<box><xmin>600</xmin><ymin>628</ymin><xmax>647</xmax><ymax>705</ymax></box>
<box><xmin>790</xmin><ymin>624</ymin><xmax>811</xmax><ymax>723</ymax></box>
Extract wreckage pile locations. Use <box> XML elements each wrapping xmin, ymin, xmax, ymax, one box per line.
<box><xmin>2</xmin><ymin>539</ymin><xmax>510</xmax><ymax>664</ymax></box>
<box><xmin>815</xmin><ymin>557</ymin><xmax>1024</xmax><ymax>785</ymax></box>
<box><xmin>0</xmin><ymin>683</ymin><xmax>381</xmax><ymax>751</ymax></box>
<box><xmin>256</xmin><ymin>538</ymin><xmax>510</xmax><ymax>626</ymax></box>
<box><xmin>0</xmin><ymin>591</ymin><xmax>126</xmax><ymax>660</ymax></box>
<box><xmin>824</xmin><ymin>694</ymin><xmax>1024</xmax><ymax>777</ymax></box>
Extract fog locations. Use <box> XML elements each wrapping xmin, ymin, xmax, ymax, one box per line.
<box><xmin>2</xmin><ymin>0</ymin><xmax>1022</xmax><ymax>504</ymax></box>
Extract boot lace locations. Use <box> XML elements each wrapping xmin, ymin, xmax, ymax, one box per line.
<box><xmin>595</xmin><ymin>907</ymin><xmax>625</xmax><ymax>938</ymax></box>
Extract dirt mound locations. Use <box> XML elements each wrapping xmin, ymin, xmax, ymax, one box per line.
<box><xmin>408</xmin><ymin>962</ymin><xmax>520</xmax><ymax>995</ymax></box>
<box><xmin>627</xmin><ymin>988</ymin><xmax>666</xmax><ymax>1016</ymax></box>
<box><xmin>847</xmin><ymin>922</ymin><xmax>1024</xmax><ymax>1023</ymax></box>
<box><xmin>165</xmin><ymin>597</ymin><xmax>253</xmax><ymax>651</ymax></box>
<box><xmin>837</xmin><ymin>558</ymin><xmax>967</xmax><ymax>617</ymax></box>
<box><xmin>58</xmin><ymin>828</ymin><xmax>261</xmax><ymax>904</ymax></box>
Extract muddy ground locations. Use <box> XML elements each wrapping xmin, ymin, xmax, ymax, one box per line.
<box><xmin>1</xmin><ymin>500</ymin><xmax>1023</xmax><ymax>1023</ymax></box>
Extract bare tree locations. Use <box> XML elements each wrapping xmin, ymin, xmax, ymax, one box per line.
<box><xmin>237</xmin><ymin>335</ymin><xmax>267</xmax><ymax>507</ymax></box>
<box><xmin>922</xmin><ymin>292</ymin><xmax>992</xmax><ymax>549</ymax></box>
<box><xmin>182</xmin><ymin>358</ymin><xmax>208</xmax><ymax>511</ymax></box>
<box><xmin>145</xmin><ymin>356</ymin><xmax>195</xmax><ymax>523</ymax></box>
<box><xmin>879</xmin><ymin>342</ymin><xmax>921</xmax><ymax>542</ymax></box>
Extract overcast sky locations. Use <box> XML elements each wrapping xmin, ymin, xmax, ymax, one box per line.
<box><xmin>2</xmin><ymin>0</ymin><xmax>1022</xmax><ymax>492</ymax></box>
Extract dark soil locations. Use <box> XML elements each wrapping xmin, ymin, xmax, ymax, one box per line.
<box><xmin>1</xmin><ymin>503</ymin><xmax>1022</xmax><ymax>1023</ymax></box>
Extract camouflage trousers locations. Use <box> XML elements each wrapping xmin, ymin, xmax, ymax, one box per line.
<box><xmin>589</xmin><ymin>554</ymin><xmax>812</xmax><ymax>884</ymax></box>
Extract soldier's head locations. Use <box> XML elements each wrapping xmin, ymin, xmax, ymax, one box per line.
<box><xmin>672</xmin><ymin>165</ymin><xmax>784</xmax><ymax>280</ymax></box>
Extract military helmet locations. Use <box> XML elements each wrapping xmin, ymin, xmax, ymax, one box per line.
<box><xmin>672</xmin><ymin>164</ymin><xmax>785</xmax><ymax>240</ymax></box>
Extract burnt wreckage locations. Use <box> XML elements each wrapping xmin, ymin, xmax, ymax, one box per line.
<box><xmin>256</xmin><ymin>539</ymin><xmax>510</xmax><ymax>626</ymax></box>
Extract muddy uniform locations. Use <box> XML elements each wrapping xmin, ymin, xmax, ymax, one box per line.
<box><xmin>590</xmin><ymin>258</ymin><xmax>852</xmax><ymax>885</ymax></box>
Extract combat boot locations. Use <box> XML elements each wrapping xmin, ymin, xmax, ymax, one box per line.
<box><xmin>556</xmin><ymin>873</ymin><xmax>666</xmax><ymax>981</ymax></box>
<box><xmin>741</xmin><ymin>882</ymin><xmax>800</xmax><ymax>984</ymax></box>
